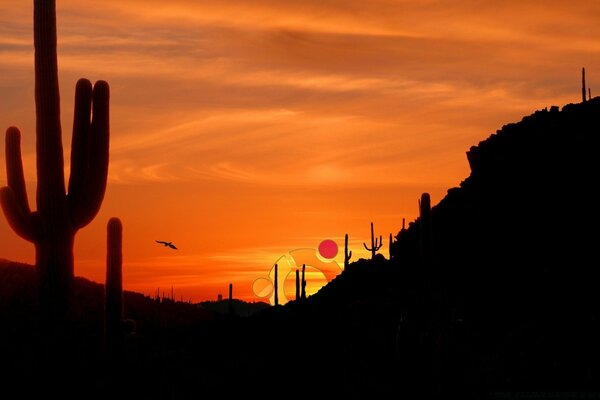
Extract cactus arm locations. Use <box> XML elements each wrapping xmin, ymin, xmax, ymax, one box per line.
<box><xmin>363</xmin><ymin>242</ymin><xmax>370</xmax><ymax>251</ymax></box>
<box><xmin>349</xmin><ymin>250</ymin><xmax>352</xmax><ymax>258</ymax></box>
<box><xmin>1</xmin><ymin>127</ymin><xmax>39</xmax><ymax>241</ymax></box>
<box><xmin>5</xmin><ymin>127</ymin><xmax>31</xmax><ymax>215</ymax></box>
<box><xmin>67</xmin><ymin>79</ymin><xmax>92</xmax><ymax>210</ymax></box>
<box><xmin>70</xmin><ymin>81</ymin><xmax>110</xmax><ymax>229</ymax></box>
<box><xmin>0</xmin><ymin>187</ymin><xmax>38</xmax><ymax>241</ymax></box>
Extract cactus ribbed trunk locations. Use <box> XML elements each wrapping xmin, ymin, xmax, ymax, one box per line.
<box><xmin>105</xmin><ymin>218</ymin><xmax>123</xmax><ymax>357</ymax></box>
<box><xmin>35</xmin><ymin>0</ymin><xmax>71</xmax><ymax>307</ymax></box>
<box><xmin>36</xmin><ymin>233</ymin><xmax>74</xmax><ymax>313</ymax></box>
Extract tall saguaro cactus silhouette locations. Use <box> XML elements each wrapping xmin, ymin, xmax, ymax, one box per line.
<box><xmin>0</xmin><ymin>0</ymin><xmax>110</xmax><ymax>312</ymax></box>
<box><xmin>363</xmin><ymin>222</ymin><xmax>383</xmax><ymax>259</ymax></box>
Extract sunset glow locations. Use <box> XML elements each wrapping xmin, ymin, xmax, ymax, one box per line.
<box><xmin>1</xmin><ymin>0</ymin><xmax>599</xmax><ymax>301</ymax></box>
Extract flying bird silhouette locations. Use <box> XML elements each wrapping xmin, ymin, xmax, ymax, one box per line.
<box><xmin>156</xmin><ymin>240</ymin><xmax>178</xmax><ymax>250</ymax></box>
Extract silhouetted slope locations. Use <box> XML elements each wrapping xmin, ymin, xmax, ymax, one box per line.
<box><xmin>303</xmin><ymin>99</ymin><xmax>600</xmax><ymax>395</ymax></box>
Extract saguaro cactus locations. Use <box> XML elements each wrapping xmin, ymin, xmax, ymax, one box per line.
<box><xmin>420</xmin><ymin>193</ymin><xmax>433</xmax><ymax>265</ymax></box>
<box><xmin>363</xmin><ymin>222</ymin><xmax>383</xmax><ymax>259</ymax></box>
<box><xmin>295</xmin><ymin>269</ymin><xmax>300</xmax><ymax>300</ymax></box>
<box><xmin>582</xmin><ymin>67</ymin><xmax>587</xmax><ymax>103</ymax></box>
<box><xmin>274</xmin><ymin>263</ymin><xmax>279</xmax><ymax>306</ymax></box>
<box><xmin>0</xmin><ymin>0</ymin><xmax>110</xmax><ymax>312</ymax></box>
<box><xmin>344</xmin><ymin>233</ymin><xmax>352</xmax><ymax>270</ymax></box>
<box><xmin>228</xmin><ymin>283</ymin><xmax>233</xmax><ymax>315</ymax></box>
<box><xmin>301</xmin><ymin>264</ymin><xmax>307</xmax><ymax>300</ymax></box>
<box><xmin>105</xmin><ymin>217</ymin><xmax>123</xmax><ymax>357</ymax></box>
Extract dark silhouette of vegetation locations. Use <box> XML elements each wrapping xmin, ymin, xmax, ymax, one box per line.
<box><xmin>0</xmin><ymin>0</ymin><xmax>109</xmax><ymax>318</ymax></box>
<box><xmin>363</xmin><ymin>222</ymin><xmax>383</xmax><ymax>259</ymax></box>
<box><xmin>105</xmin><ymin>218</ymin><xmax>123</xmax><ymax>359</ymax></box>
<box><xmin>295</xmin><ymin>268</ymin><xmax>300</xmax><ymax>300</ymax></box>
<box><xmin>274</xmin><ymin>264</ymin><xmax>279</xmax><ymax>306</ymax></box>
<box><xmin>228</xmin><ymin>283</ymin><xmax>233</xmax><ymax>316</ymax></box>
<box><xmin>300</xmin><ymin>263</ymin><xmax>307</xmax><ymax>300</ymax></box>
<box><xmin>582</xmin><ymin>67</ymin><xmax>587</xmax><ymax>102</ymax></box>
<box><xmin>200</xmin><ymin>298</ymin><xmax>269</xmax><ymax>317</ymax></box>
<box><xmin>344</xmin><ymin>233</ymin><xmax>352</xmax><ymax>269</ymax></box>
<box><xmin>419</xmin><ymin>193</ymin><xmax>433</xmax><ymax>265</ymax></box>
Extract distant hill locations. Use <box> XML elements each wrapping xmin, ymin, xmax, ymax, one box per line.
<box><xmin>0</xmin><ymin>258</ymin><xmax>213</xmax><ymax>330</ymax></box>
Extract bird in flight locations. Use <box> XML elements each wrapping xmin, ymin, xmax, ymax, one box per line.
<box><xmin>156</xmin><ymin>240</ymin><xmax>178</xmax><ymax>250</ymax></box>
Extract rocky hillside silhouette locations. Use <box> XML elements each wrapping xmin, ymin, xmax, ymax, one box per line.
<box><xmin>293</xmin><ymin>98</ymin><xmax>600</xmax><ymax>396</ymax></box>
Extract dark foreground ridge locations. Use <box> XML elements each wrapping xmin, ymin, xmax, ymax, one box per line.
<box><xmin>2</xmin><ymin>99</ymin><xmax>600</xmax><ymax>398</ymax></box>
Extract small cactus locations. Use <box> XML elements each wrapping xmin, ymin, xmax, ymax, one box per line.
<box><xmin>301</xmin><ymin>264</ymin><xmax>307</xmax><ymax>300</ymax></box>
<box><xmin>295</xmin><ymin>269</ymin><xmax>300</xmax><ymax>300</ymax></box>
<box><xmin>105</xmin><ymin>217</ymin><xmax>123</xmax><ymax>358</ymax></box>
<box><xmin>363</xmin><ymin>222</ymin><xmax>383</xmax><ymax>259</ymax></box>
<box><xmin>344</xmin><ymin>233</ymin><xmax>352</xmax><ymax>270</ymax></box>
<box><xmin>274</xmin><ymin>263</ymin><xmax>279</xmax><ymax>306</ymax></box>
<box><xmin>582</xmin><ymin>67</ymin><xmax>587</xmax><ymax>103</ymax></box>
<box><xmin>420</xmin><ymin>193</ymin><xmax>433</xmax><ymax>265</ymax></box>
<box><xmin>228</xmin><ymin>283</ymin><xmax>233</xmax><ymax>315</ymax></box>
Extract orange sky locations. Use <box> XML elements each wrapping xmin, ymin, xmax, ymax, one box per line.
<box><xmin>1</xmin><ymin>0</ymin><xmax>599</xmax><ymax>302</ymax></box>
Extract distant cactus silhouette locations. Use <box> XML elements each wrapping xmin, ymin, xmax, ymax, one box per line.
<box><xmin>295</xmin><ymin>269</ymin><xmax>300</xmax><ymax>300</ymax></box>
<box><xmin>582</xmin><ymin>67</ymin><xmax>587</xmax><ymax>103</ymax></box>
<box><xmin>228</xmin><ymin>283</ymin><xmax>233</xmax><ymax>315</ymax></box>
<box><xmin>274</xmin><ymin>264</ymin><xmax>279</xmax><ymax>306</ymax></box>
<box><xmin>344</xmin><ymin>233</ymin><xmax>352</xmax><ymax>270</ymax></box>
<box><xmin>301</xmin><ymin>264</ymin><xmax>307</xmax><ymax>300</ymax></box>
<box><xmin>363</xmin><ymin>222</ymin><xmax>383</xmax><ymax>259</ymax></box>
<box><xmin>419</xmin><ymin>193</ymin><xmax>433</xmax><ymax>265</ymax></box>
<box><xmin>0</xmin><ymin>0</ymin><xmax>110</xmax><ymax>315</ymax></box>
<box><xmin>105</xmin><ymin>218</ymin><xmax>123</xmax><ymax>358</ymax></box>
<box><xmin>402</xmin><ymin>218</ymin><xmax>406</xmax><ymax>231</ymax></box>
